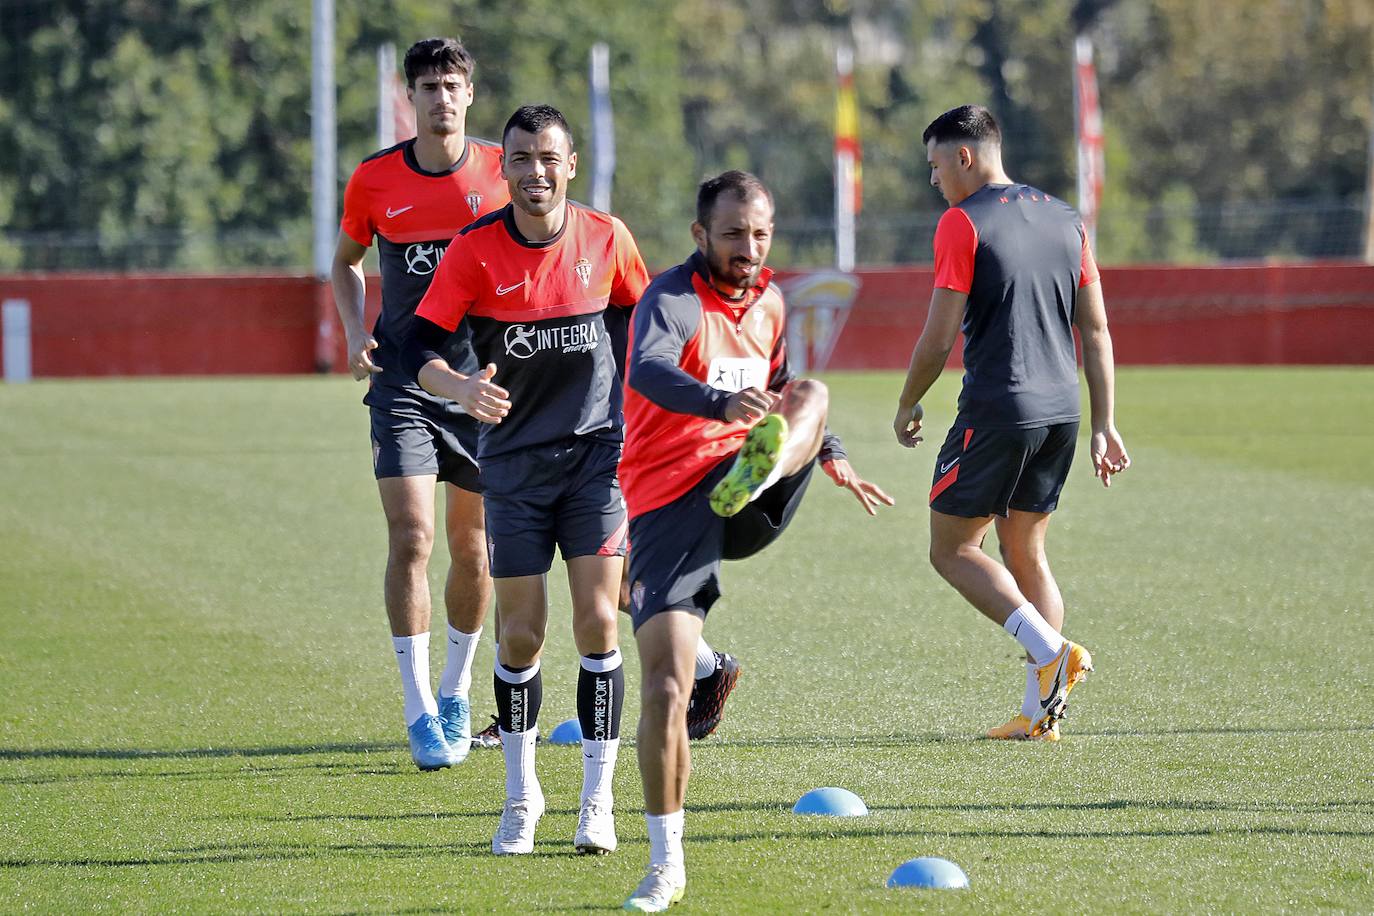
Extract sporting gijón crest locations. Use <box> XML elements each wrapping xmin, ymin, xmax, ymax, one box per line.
<box><xmin>574</xmin><ymin>257</ymin><xmax>593</xmax><ymax>289</ymax></box>
<box><xmin>466</xmin><ymin>192</ymin><xmax>483</xmax><ymax>217</ymax></box>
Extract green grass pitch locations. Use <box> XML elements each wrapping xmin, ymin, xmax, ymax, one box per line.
<box><xmin>1</xmin><ymin>368</ymin><xmax>1371</xmax><ymax>912</ymax></box>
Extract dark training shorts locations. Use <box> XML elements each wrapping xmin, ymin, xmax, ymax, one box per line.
<box><xmin>479</xmin><ymin>437</ymin><xmax>627</xmax><ymax>579</ymax></box>
<box><xmin>626</xmin><ymin>451</ymin><xmax>816</xmax><ymax>631</ymax></box>
<box><xmin>367</xmin><ymin>386</ymin><xmax>481</xmax><ymax>493</ymax></box>
<box><xmin>928</xmin><ymin>420</ymin><xmax>1079</xmax><ymax>518</ymax></box>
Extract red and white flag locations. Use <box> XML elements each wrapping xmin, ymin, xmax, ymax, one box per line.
<box><xmin>1073</xmin><ymin>35</ymin><xmax>1105</xmax><ymax>247</ymax></box>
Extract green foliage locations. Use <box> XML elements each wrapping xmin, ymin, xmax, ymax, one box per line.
<box><xmin>0</xmin><ymin>0</ymin><xmax>1369</xmax><ymax>269</ymax></box>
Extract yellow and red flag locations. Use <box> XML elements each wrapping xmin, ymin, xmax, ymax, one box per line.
<box><xmin>835</xmin><ymin>47</ymin><xmax>862</xmax><ymax>216</ymax></box>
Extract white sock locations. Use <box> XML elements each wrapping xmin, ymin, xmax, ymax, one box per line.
<box><xmin>694</xmin><ymin>637</ymin><xmax>718</xmax><ymax>680</ymax></box>
<box><xmin>438</xmin><ymin>624</ymin><xmax>481</xmax><ymax>699</ymax></box>
<box><xmin>392</xmin><ymin>633</ymin><xmax>437</xmax><ymax>726</ymax></box>
<box><xmin>1003</xmin><ymin>603</ymin><xmax>1064</xmax><ymax>666</ymax></box>
<box><xmin>1021</xmin><ymin>662</ymin><xmax>1039</xmax><ymax>719</ymax></box>
<box><xmin>580</xmin><ymin>737</ymin><xmax>620</xmax><ymax>808</ymax></box>
<box><xmin>499</xmin><ymin>727</ymin><xmax>540</xmax><ymax>802</ymax></box>
<box><xmin>646</xmin><ymin>810</ymin><xmax>685</xmax><ymax>870</ymax></box>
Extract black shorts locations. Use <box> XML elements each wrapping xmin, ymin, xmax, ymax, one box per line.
<box><xmin>929</xmin><ymin>420</ymin><xmax>1078</xmax><ymax>518</ymax></box>
<box><xmin>626</xmin><ymin>453</ymin><xmax>815</xmax><ymax>631</ymax></box>
<box><xmin>366</xmin><ymin>385</ymin><xmax>480</xmax><ymax>493</ymax></box>
<box><xmin>479</xmin><ymin>438</ymin><xmax>627</xmax><ymax>579</ymax></box>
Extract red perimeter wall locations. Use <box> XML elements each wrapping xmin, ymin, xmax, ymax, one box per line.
<box><xmin>1</xmin><ymin>263</ymin><xmax>1371</xmax><ymax>377</ymax></box>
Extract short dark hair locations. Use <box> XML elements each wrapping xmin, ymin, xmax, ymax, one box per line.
<box><xmin>696</xmin><ymin>170</ymin><xmax>774</xmax><ymax>228</ymax></box>
<box><xmin>922</xmin><ymin>105</ymin><xmax>1002</xmax><ymax>147</ymax></box>
<box><xmin>502</xmin><ymin>104</ymin><xmax>575</xmax><ymax>152</ymax></box>
<box><xmin>403</xmin><ymin>38</ymin><xmax>474</xmax><ymax>87</ymax></box>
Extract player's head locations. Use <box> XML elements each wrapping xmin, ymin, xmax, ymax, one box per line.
<box><xmin>501</xmin><ymin>104</ymin><xmax>578</xmax><ymax>218</ymax></box>
<box><xmin>404</xmin><ymin>38</ymin><xmax>475</xmax><ymax>138</ymax></box>
<box><xmin>692</xmin><ymin>170</ymin><xmax>775</xmax><ymax>297</ymax></box>
<box><xmin>922</xmin><ymin>105</ymin><xmax>1003</xmax><ymax>205</ymax></box>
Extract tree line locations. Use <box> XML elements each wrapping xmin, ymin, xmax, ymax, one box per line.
<box><xmin>0</xmin><ymin>0</ymin><xmax>1369</xmax><ymax>270</ymax></box>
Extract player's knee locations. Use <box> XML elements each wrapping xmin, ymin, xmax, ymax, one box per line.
<box><xmin>447</xmin><ymin>533</ymin><xmax>489</xmax><ymax>582</ymax></box>
<box><xmin>572</xmin><ymin>605</ymin><xmax>618</xmax><ymax>653</ymax></box>
<box><xmin>498</xmin><ymin>621</ymin><xmax>544</xmax><ymax>665</ymax></box>
<box><xmin>387</xmin><ymin>520</ymin><xmax>435</xmax><ymax>567</ymax></box>
<box><xmin>784</xmin><ymin>378</ymin><xmax>829</xmax><ymax>415</ymax></box>
<box><xmin>641</xmin><ymin>668</ymin><xmax>690</xmax><ymax>721</ymax></box>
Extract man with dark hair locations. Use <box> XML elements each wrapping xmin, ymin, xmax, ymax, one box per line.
<box><xmin>331</xmin><ymin>36</ymin><xmax>507</xmax><ymax>771</ymax></box>
<box><xmin>408</xmin><ymin>104</ymin><xmax>649</xmax><ymax>858</ymax></box>
<box><xmin>618</xmin><ymin>170</ymin><xmax>892</xmax><ymax>911</ymax></box>
<box><xmin>894</xmin><ymin>104</ymin><xmax>1129</xmax><ymax>742</ymax></box>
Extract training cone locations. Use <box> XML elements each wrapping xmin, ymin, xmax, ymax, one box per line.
<box><xmin>792</xmin><ymin>787</ymin><xmax>869</xmax><ymax>817</ymax></box>
<box><xmin>887</xmin><ymin>856</ymin><xmax>969</xmax><ymax>890</ymax></box>
<box><xmin>547</xmin><ymin>718</ymin><xmax>583</xmax><ymax>745</ymax></box>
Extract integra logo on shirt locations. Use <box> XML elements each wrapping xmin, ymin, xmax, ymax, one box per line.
<box><xmin>706</xmin><ymin>357</ymin><xmax>768</xmax><ymax>393</ymax></box>
<box><xmin>503</xmin><ymin>321</ymin><xmax>601</xmax><ymax>359</ymax></box>
<box><xmin>404</xmin><ymin>241</ymin><xmax>448</xmax><ymax>276</ymax></box>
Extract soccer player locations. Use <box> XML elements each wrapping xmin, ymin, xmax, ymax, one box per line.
<box><xmin>331</xmin><ymin>38</ymin><xmax>508</xmax><ymax>771</ymax></box>
<box><xmin>893</xmin><ymin>105</ymin><xmax>1129</xmax><ymax>742</ymax></box>
<box><xmin>408</xmin><ymin>104</ymin><xmax>646</xmax><ymax>857</ymax></box>
<box><xmin>618</xmin><ymin>170</ymin><xmax>892</xmax><ymax>911</ymax></box>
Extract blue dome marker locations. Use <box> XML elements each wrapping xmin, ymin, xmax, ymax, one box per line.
<box><xmin>792</xmin><ymin>787</ymin><xmax>869</xmax><ymax>817</ymax></box>
<box><xmin>547</xmin><ymin>718</ymin><xmax>583</xmax><ymax>745</ymax></box>
<box><xmin>887</xmin><ymin>856</ymin><xmax>969</xmax><ymax>890</ymax></box>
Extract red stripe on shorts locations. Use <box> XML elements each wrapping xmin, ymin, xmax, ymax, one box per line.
<box><xmin>597</xmin><ymin>515</ymin><xmax>630</xmax><ymax>556</ymax></box>
<box><xmin>929</xmin><ymin>464</ymin><xmax>960</xmax><ymax>502</ymax></box>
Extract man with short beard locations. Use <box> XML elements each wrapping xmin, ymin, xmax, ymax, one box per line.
<box><xmin>408</xmin><ymin>104</ymin><xmax>647</xmax><ymax>858</ymax></box>
<box><xmin>331</xmin><ymin>37</ymin><xmax>506</xmax><ymax>771</ymax></box>
<box><xmin>617</xmin><ymin>170</ymin><xmax>893</xmax><ymax>911</ymax></box>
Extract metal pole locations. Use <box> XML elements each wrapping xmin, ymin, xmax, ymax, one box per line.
<box><xmin>378</xmin><ymin>43</ymin><xmax>397</xmax><ymax>150</ymax></box>
<box><xmin>2</xmin><ymin>299</ymin><xmax>32</xmax><ymax>383</ymax></box>
<box><xmin>311</xmin><ymin>0</ymin><xmax>336</xmax><ymax>282</ymax></box>
<box><xmin>834</xmin><ymin>44</ymin><xmax>856</xmax><ymax>274</ymax></box>
<box><xmin>589</xmin><ymin>43</ymin><xmax>615</xmax><ymax>213</ymax></box>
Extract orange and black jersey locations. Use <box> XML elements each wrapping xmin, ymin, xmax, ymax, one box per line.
<box><xmin>620</xmin><ymin>251</ymin><xmax>844</xmax><ymax>519</ymax></box>
<box><xmin>340</xmin><ymin>137</ymin><xmax>508</xmax><ymax>398</ymax></box>
<box><xmin>410</xmin><ymin>202</ymin><xmax>650</xmax><ymax>460</ymax></box>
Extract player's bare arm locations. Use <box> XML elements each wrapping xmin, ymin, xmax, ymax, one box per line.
<box><xmin>820</xmin><ymin>456</ymin><xmax>895</xmax><ymax>516</ymax></box>
<box><xmin>894</xmin><ymin>286</ymin><xmax>965</xmax><ymax>447</ymax></box>
<box><xmin>330</xmin><ymin>231</ymin><xmax>381</xmax><ymax>380</ymax></box>
<box><xmin>416</xmin><ymin>358</ymin><xmax>511</xmax><ymax>424</ymax></box>
<box><xmin>1073</xmin><ymin>279</ymin><xmax>1130</xmax><ymax>487</ymax></box>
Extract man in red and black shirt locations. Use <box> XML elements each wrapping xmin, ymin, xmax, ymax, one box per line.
<box><xmin>618</xmin><ymin>171</ymin><xmax>891</xmax><ymax>912</ymax></box>
<box><xmin>331</xmin><ymin>38</ymin><xmax>508</xmax><ymax>772</ymax></box>
<box><xmin>893</xmin><ymin>105</ymin><xmax>1130</xmax><ymax>743</ymax></box>
<box><xmin>408</xmin><ymin>105</ymin><xmax>647</xmax><ymax>859</ymax></box>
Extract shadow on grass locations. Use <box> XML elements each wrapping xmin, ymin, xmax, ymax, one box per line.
<box><xmin>0</xmin><ymin>742</ymin><xmax>396</xmax><ymax>761</ymax></box>
<box><xmin>0</xmin><ymin>838</ymin><xmax>591</xmax><ymax>870</ymax></box>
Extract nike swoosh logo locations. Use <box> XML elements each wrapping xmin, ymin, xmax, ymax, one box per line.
<box><xmin>496</xmin><ymin>281</ymin><xmax>525</xmax><ymax>296</ymax></box>
<box><xmin>1040</xmin><ymin>665</ymin><xmax>1063</xmax><ymax>709</ymax></box>
<box><xmin>385</xmin><ymin>205</ymin><xmax>413</xmax><ymax>218</ymax></box>
<box><xmin>939</xmin><ymin>457</ymin><xmax>960</xmax><ymax>474</ymax></box>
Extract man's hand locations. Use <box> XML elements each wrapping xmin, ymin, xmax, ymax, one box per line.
<box><xmin>722</xmin><ymin>387</ymin><xmax>780</xmax><ymax>424</ymax></box>
<box><xmin>347</xmin><ymin>333</ymin><xmax>382</xmax><ymax>380</ymax></box>
<box><xmin>1090</xmin><ymin>425</ymin><xmax>1130</xmax><ymax>487</ymax></box>
<box><xmin>456</xmin><ymin>363</ymin><xmax>512</xmax><ymax>424</ymax></box>
<box><xmin>893</xmin><ymin>402</ymin><xmax>924</xmax><ymax>448</ymax></box>
<box><xmin>822</xmin><ymin>458</ymin><xmax>895</xmax><ymax>517</ymax></box>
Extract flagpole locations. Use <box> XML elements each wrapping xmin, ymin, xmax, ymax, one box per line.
<box><xmin>834</xmin><ymin>44</ymin><xmax>856</xmax><ymax>273</ymax></box>
<box><xmin>378</xmin><ymin>43</ymin><xmax>396</xmax><ymax>149</ymax></box>
<box><xmin>589</xmin><ymin>43</ymin><xmax>615</xmax><ymax>213</ymax></box>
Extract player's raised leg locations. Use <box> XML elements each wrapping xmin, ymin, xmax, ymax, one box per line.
<box><xmin>709</xmin><ymin>379</ymin><xmax>827</xmax><ymax>518</ymax></box>
<box><xmin>491</xmin><ymin>575</ymin><xmax>549</xmax><ymax>854</ymax></box>
<box><xmin>568</xmin><ymin>554</ymin><xmax>625</xmax><ymax>855</ymax></box>
<box><xmin>378</xmin><ymin>475</ymin><xmax>460</xmax><ymax>770</ymax></box>
<box><xmin>626</xmin><ymin>609</ymin><xmax>698</xmax><ymax>911</ymax></box>
<box><xmin>436</xmin><ymin>483</ymin><xmax>491</xmax><ymax>760</ymax></box>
